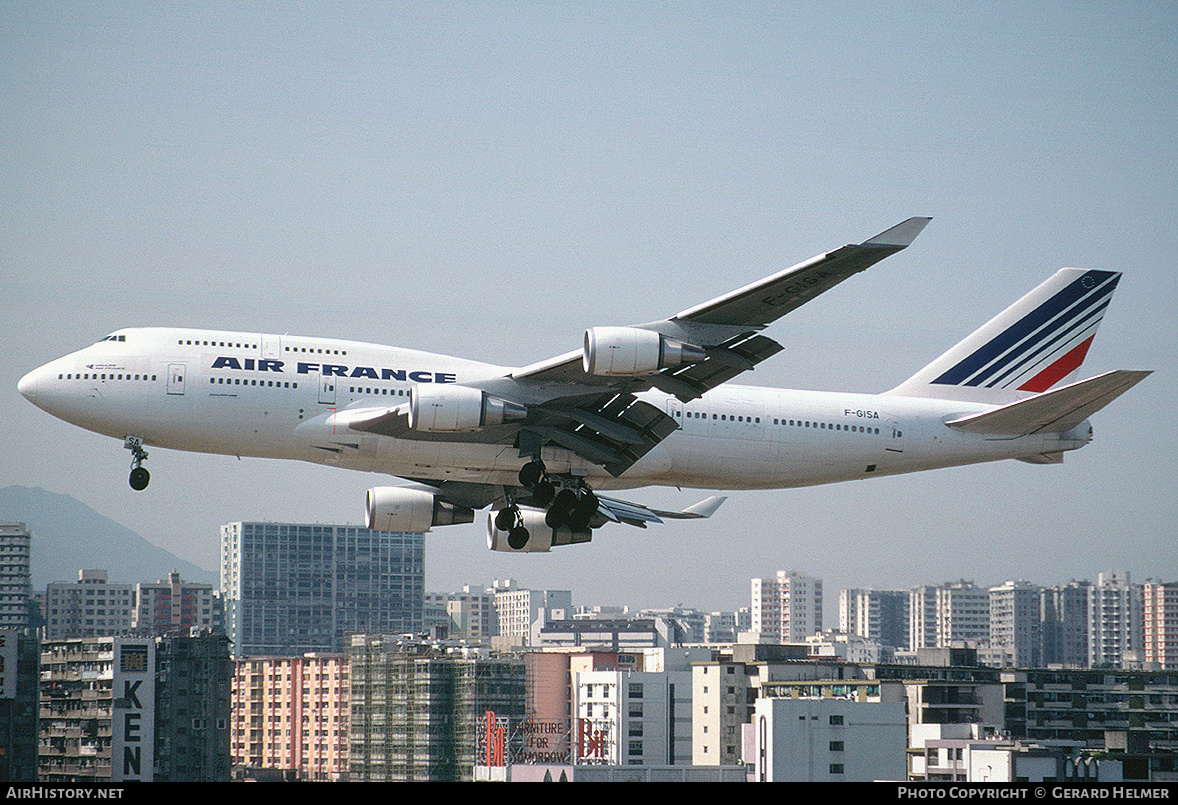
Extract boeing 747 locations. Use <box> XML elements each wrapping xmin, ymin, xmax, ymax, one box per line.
<box><xmin>18</xmin><ymin>218</ymin><xmax>1149</xmax><ymax>552</ymax></box>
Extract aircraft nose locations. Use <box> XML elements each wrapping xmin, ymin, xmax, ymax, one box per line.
<box><xmin>17</xmin><ymin>366</ymin><xmax>43</xmax><ymax>403</ymax></box>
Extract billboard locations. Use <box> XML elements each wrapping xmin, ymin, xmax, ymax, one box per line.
<box><xmin>111</xmin><ymin>640</ymin><xmax>155</xmax><ymax>782</ymax></box>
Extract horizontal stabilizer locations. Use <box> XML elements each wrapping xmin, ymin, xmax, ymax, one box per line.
<box><xmin>946</xmin><ymin>370</ymin><xmax>1150</xmax><ymax>436</ymax></box>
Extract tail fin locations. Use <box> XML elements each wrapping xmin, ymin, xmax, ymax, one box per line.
<box><xmin>886</xmin><ymin>268</ymin><xmax>1121</xmax><ymax>403</ymax></box>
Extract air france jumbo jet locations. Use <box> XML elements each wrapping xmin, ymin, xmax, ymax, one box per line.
<box><xmin>18</xmin><ymin>218</ymin><xmax>1149</xmax><ymax>552</ymax></box>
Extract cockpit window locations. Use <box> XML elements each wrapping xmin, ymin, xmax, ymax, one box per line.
<box><xmin>96</xmin><ymin>334</ymin><xmax>127</xmax><ymax>344</ymax></box>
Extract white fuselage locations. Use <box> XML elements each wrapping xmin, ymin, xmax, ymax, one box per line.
<box><xmin>18</xmin><ymin>327</ymin><xmax>1091</xmax><ymax>492</ymax></box>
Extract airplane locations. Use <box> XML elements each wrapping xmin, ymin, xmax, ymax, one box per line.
<box><xmin>18</xmin><ymin>217</ymin><xmax>1150</xmax><ymax>552</ymax></box>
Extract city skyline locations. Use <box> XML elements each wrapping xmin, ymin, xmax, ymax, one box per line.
<box><xmin>3</xmin><ymin>4</ymin><xmax>1174</xmax><ymax>614</ymax></box>
<box><xmin>9</xmin><ymin>499</ymin><xmax>1171</xmax><ymax>630</ymax></box>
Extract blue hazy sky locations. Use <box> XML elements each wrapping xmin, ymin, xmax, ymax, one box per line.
<box><xmin>3</xmin><ymin>2</ymin><xmax>1175</xmax><ymax>615</ymax></box>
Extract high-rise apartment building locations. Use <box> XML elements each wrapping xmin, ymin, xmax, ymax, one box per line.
<box><xmin>42</xmin><ymin>570</ymin><xmax>135</xmax><ymax>640</ymax></box>
<box><xmin>1144</xmin><ymin>580</ymin><xmax>1178</xmax><ymax>669</ymax></box>
<box><xmin>153</xmin><ymin>633</ymin><xmax>233</xmax><ymax>781</ymax></box>
<box><xmin>1040</xmin><ymin>581</ymin><xmax>1090</xmax><ymax>668</ymax></box>
<box><xmin>39</xmin><ymin>634</ymin><xmax>231</xmax><ymax>782</ymax></box>
<box><xmin>220</xmin><ymin>522</ymin><xmax>424</xmax><ymax>657</ymax></box>
<box><xmin>840</xmin><ymin>588</ymin><xmax>909</xmax><ymax>649</ymax></box>
<box><xmin>0</xmin><ymin>629</ymin><xmax>39</xmax><ymax>781</ymax></box>
<box><xmin>0</xmin><ymin>524</ymin><xmax>31</xmax><ymax>630</ymax></box>
<box><xmin>134</xmin><ymin>571</ymin><xmax>220</xmax><ymax>636</ymax></box>
<box><xmin>988</xmin><ymin>581</ymin><xmax>1042</xmax><ymax>668</ymax></box>
<box><xmin>751</xmin><ymin>571</ymin><xmax>822</xmax><ymax>643</ymax></box>
<box><xmin>231</xmin><ymin>653</ymin><xmax>350</xmax><ymax>780</ymax></box>
<box><xmin>909</xmin><ymin>581</ymin><xmax>989</xmax><ymax>650</ymax></box>
<box><xmin>424</xmin><ymin>584</ymin><xmax>496</xmax><ymax>641</ymax></box>
<box><xmin>1087</xmin><ymin>570</ymin><xmax>1143</xmax><ymax>669</ymax></box>
<box><xmin>492</xmin><ymin>579</ymin><xmax>572</xmax><ymax>648</ymax></box>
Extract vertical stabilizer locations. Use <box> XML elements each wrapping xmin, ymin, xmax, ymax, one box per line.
<box><xmin>886</xmin><ymin>268</ymin><xmax>1121</xmax><ymax>403</ymax></box>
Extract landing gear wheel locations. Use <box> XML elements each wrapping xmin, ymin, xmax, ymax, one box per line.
<box><xmin>494</xmin><ymin>506</ymin><xmax>518</xmax><ymax>531</ymax></box>
<box><xmin>508</xmin><ymin>525</ymin><xmax>530</xmax><ymax>550</ymax></box>
<box><xmin>519</xmin><ymin>460</ymin><xmax>545</xmax><ymax>488</ymax></box>
<box><xmin>567</xmin><ymin>490</ymin><xmax>598</xmax><ymax>531</ymax></box>
<box><xmin>129</xmin><ymin>467</ymin><xmax>150</xmax><ymax>491</ymax></box>
<box><xmin>545</xmin><ymin>488</ymin><xmax>578</xmax><ymax>529</ymax></box>
<box><xmin>531</xmin><ymin>479</ymin><xmax>555</xmax><ymax>507</ymax></box>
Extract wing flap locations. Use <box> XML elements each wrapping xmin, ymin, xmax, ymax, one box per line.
<box><xmin>529</xmin><ymin>393</ymin><xmax>679</xmax><ymax>477</ymax></box>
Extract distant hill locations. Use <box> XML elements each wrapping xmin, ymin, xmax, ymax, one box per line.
<box><xmin>0</xmin><ymin>485</ymin><xmax>215</xmax><ymax>590</ymax></box>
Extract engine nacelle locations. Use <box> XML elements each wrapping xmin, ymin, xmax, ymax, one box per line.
<box><xmin>486</xmin><ymin>507</ymin><xmax>593</xmax><ymax>553</ymax></box>
<box><xmin>366</xmin><ymin>486</ymin><xmax>475</xmax><ymax>533</ymax></box>
<box><xmin>582</xmin><ymin>326</ymin><xmax>706</xmax><ymax>376</ymax></box>
<box><xmin>409</xmin><ymin>384</ymin><xmax>526</xmax><ymax>432</ymax></box>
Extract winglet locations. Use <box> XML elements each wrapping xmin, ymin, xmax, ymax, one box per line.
<box><xmin>682</xmin><ymin>495</ymin><xmax>727</xmax><ymax>518</ymax></box>
<box><xmin>864</xmin><ymin>217</ymin><xmax>933</xmax><ymax>248</ymax></box>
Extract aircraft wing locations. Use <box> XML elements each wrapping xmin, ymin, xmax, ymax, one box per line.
<box><xmin>347</xmin><ymin>218</ymin><xmax>930</xmax><ymax>478</ymax></box>
<box><xmin>398</xmin><ymin>477</ymin><xmax>727</xmax><ymax>530</ymax></box>
<box><xmin>510</xmin><ymin>216</ymin><xmax>931</xmax><ymax>401</ymax></box>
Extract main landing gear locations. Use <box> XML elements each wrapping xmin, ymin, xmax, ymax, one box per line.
<box><xmin>497</xmin><ymin>460</ymin><xmax>599</xmax><ymax>549</ymax></box>
<box><xmin>125</xmin><ymin>436</ymin><xmax>150</xmax><ymax>491</ymax></box>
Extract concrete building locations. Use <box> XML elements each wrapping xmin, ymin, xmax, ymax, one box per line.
<box><xmin>539</xmin><ymin>616</ymin><xmax>696</xmax><ymax>650</ymax></box>
<box><xmin>42</xmin><ymin>570</ymin><xmax>135</xmax><ymax>640</ymax></box>
<box><xmin>910</xmin><ymin>723</ymin><xmax>1132</xmax><ymax>783</ymax></box>
<box><xmin>1002</xmin><ymin>667</ymin><xmax>1178</xmax><ymax>750</ymax></box>
<box><xmin>988</xmin><ymin>580</ymin><xmax>1043</xmax><ymax>668</ymax></box>
<box><xmin>153</xmin><ymin>632</ymin><xmax>233</xmax><ymax>781</ymax></box>
<box><xmin>746</xmin><ymin>696</ymin><xmax>907</xmax><ymax>782</ymax></box>
<box><xmin>868</xmin><ymin>656</ymin><xmax>1006</xmax><ymax>730</ymax></box>
<box><xmin>230</xmin><ymin>652</ymin><xmax>350</xmax><ymax>780</ymax></box>
<box><xmin>1041</xmin><ymin>581</ymin><xmax>1090</xmax><ymax>668</ymax></box>
<box><xmin>691</xmin><ymin>644</ymin><xmax>851</xmax><ymax>767</ymax></box>
<box><xmin>0</xmin><ymin>628</ymin><xmax>39</xmax><ymax>781</ymax></box>
<box><xmin>910</xmin><ymin>581</ymin><xmax>989</xmax><ymax>650</ymax></box>
<box><xmin>40</xmin><ymin>634</ymin><xmax>231</xmax><ymax>782</ymax></box>
<box><xmin>492</xmin><ymin>579</ymin><xmax>571</xmax><ymax>648</ymax></box>
<box><xmin>574</xmin><ymin>668</ymin><xmax>693</xmax><ymax>766</ymax></box>
<box><xmin>220</xmin><ymin>522</ymin><xmax>424</xmax><ymax>657</ymax></box>
<box><xmin>840</xmin><ymin>588</ymin><xmax>908</xmax><ymax>650</ymax></box>
<box><xmin>134</xmin><ymin>571</ymin><xmax>220</xmax><ymax>636</ymax></box>
<box><xmin>750</xmin><ymin>571</ymin><xmax>822</xmax><ymax>643</ymax></box>
<box><xmin>1144</xmin><ymin>580</ymin><xmax>1178</xmax><ymax>669</ymax></box>
<box><xmin>637</xmin><ymin>606</ymin><xmax>707</xmax><ymax>644</ymax></box>
<box><xmin>703</xmin><ymin>611</ymin><xmax>738</xmax><ymax>644</ymax></box>
<box><xmin>424</xmin><ymin>583</ymin><xmax>496</xmax><ymax>642</ymax></box>
<box><xmin>1088</xmin><ymin>571</ymin><xmax>1144</xmax><ymax>669</ymax></box>
<box><xmin>0</xmin><ymin>524</ymin><xmax>31</xmax><ymax>631</ymax></box>
<box><xmin>805</xmin><ymin>630</ymin><xmax>892</xmax><ymax>664</ymax></box>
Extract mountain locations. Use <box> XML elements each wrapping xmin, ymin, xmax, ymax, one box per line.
<box><xmin>0</xmin><ymin>485</ymin><xmax>215</xmax><ymax>589</ymax></box>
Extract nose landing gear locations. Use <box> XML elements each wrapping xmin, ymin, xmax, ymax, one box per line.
<box><xmin>124</xmin><ymin>436</ymin><xmax>150</xmax><ymax>491</ymax></box>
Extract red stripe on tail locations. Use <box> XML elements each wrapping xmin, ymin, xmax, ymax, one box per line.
<box><xmin>1017</xmin><ymin>335</ymin><xmax>1095</xmax><ymax>392</ymax></box>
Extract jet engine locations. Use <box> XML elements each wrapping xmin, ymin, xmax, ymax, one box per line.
<box><xmin>408</xmin><ymin>385</ymin><xmax>526</xmax><ymax>432</ymax></box>
<box><xmin>366</xmin><ymin>486</ymin><xmax>475</xmax><ymax>533</ymax></box>
<box><xmin>486</xmin><ymin>507</ymin><xmax>593</xmax><ymax>553</ymax></box>
<box><xmin>582</xmin><ymin>326</ymin><xmax>706</xmax><ymax>376</ymax></box>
